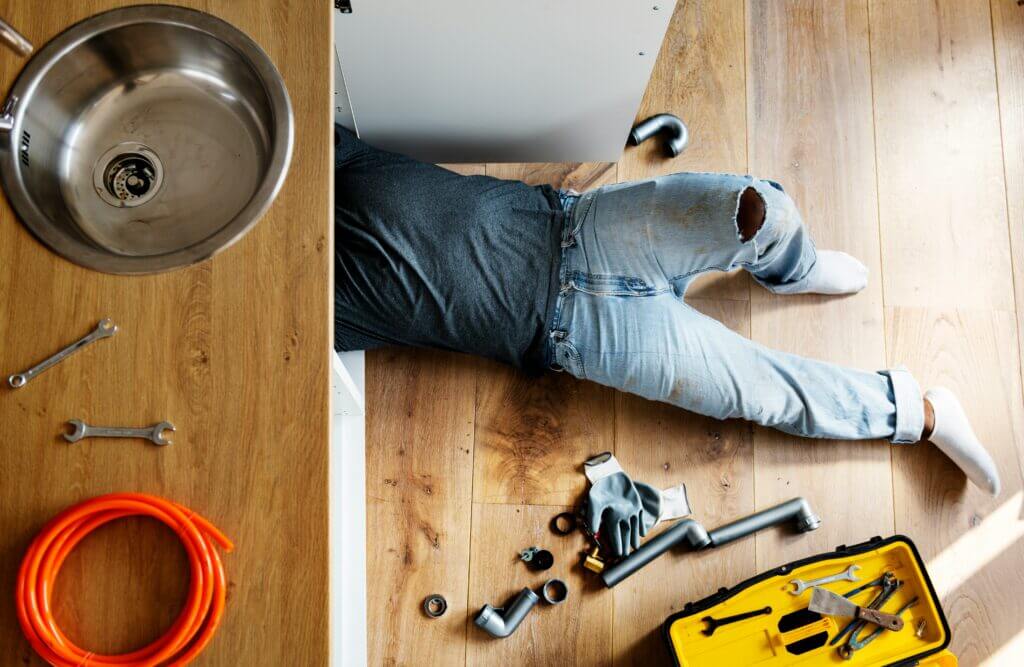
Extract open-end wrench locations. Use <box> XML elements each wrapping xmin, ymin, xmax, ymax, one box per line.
<box><xmin>789</xmin><ymin>564</ymin><xmax>860</xmax><ymax>595</ymax></box>
<box><xmin>8</xmin><ymin>319</ymin><xmax>117</xmax><ymax>388</ymax></box>
<box><xmin>64</xmin><ymin>419</ymin><xmax>175</xmax><ymax>446</ymax></box>
<box><xmin>701</xmin><ymin>606</ymin><xmax>772</xmax><ymax>636</ymax></box>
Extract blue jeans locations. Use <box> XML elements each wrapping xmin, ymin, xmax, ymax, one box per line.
<box><xmin>549</xmin><ymin>173</ymin><xmax>923</xmax><ymax>443</ymax></box>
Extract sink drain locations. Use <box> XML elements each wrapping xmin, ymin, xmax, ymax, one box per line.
<box><xmin>93</xmin><ymin>144</ymin><xmax>164</xmax><ymax>208</ymax></box>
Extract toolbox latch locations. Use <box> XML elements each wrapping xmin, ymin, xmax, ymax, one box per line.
<box><xmin>836</xmin><ymin>535</ymin><xmax>884</xmax><ymax>553</ymax></box>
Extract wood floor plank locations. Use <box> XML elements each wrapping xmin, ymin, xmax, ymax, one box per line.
<box><xmin>465</xmin><ymin>504</ymin><xmax>613</xmax><ymax>666</ymax></box>
<box><xmin>992</xmin><ymin>0</ymin><xmax>1024</xmax><ymax>392</ymax></box>
<box><xmin>612</xmin><ymin>298</ymin><xmax>754</xmax><ymax>665</ymax></box>
<box><xmin>365</xmin><ymin>349</ymin><xmax>476</xmax><ymax>666</ymax></box>
<box><xmin>869</xmin><ymin>0</ymin><xmax>1013</xmax><ymax>310</ymax></box>
<box><xmin>619</xmin><ymin>0</ymin><xmax>750</xmax><ymax>301</ymax></box>
<box><xmin>872</xmin><ymin>3</ymin><xmax>1024</xmax><ymax>663</ymax></box>
<box><xmin>610</xmin><ymin>2</ymin><xmax>755</xmax><ymax>662</ymax></box>
<box><xmin>886</xmin><ymin>307</ymin><xmax>1024</xmax><ymax>664</ymax></box>
<box><xmin>747</xmin><ymin>0</ymin><xmax>894</xmax><ymax>567</ymax></box>
<box><xmin>474</xmin><ymin>358</ymin><xmax>615</xmax><ymax>505</ymax></box>
<box><xmin>473</xmin><ymin>162</ymin><xmax>617</xmax><ymax>506</ymax></box>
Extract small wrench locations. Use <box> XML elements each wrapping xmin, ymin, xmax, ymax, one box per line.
<box><xmin>701</xmin><ymin>606</ymin><xmax>772</xmax><ymax>636</ymax></box>
<box><xmin>790</xmin><ymin>565</ymin><xmax>860</xmax><ymax>595</ymax></box>
<box><xmin>8</xmin><ymin>319</ymin><xmax>117</xmax><ymax>388</ymax></box>
<box><xmin>64</xmin><ymin>419</ymin><xmax>175</xmax><ymax>446</ymax></box>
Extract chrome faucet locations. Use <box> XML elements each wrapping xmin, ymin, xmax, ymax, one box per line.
<box><xmin>0</xmin><ymin>17</ymin><xmax>30</xmax><ymax>133</ymax></box>
<box><xmin>0</xmin><ymin>17</ymin><xmax>32</xmax><ymax>57</ymax></box>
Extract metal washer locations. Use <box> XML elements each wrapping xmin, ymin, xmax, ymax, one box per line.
<box><xmin>423</xmin><ymin>594</ymin><xmax>448</xmax><ymax>618</ymax></box>
<box><xmin>540</xmin><ymin>578</ymin><xmax>568</xmax><ymax>605</ymax></box>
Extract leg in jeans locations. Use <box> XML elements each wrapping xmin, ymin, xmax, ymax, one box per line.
<box><xmin>552</xmin><ymin>172</ymin><xmax>999</xmax><ymax>492</ymax></box>
<box><xmin>568</xmin><ymin>172</ymin><xmax>864</xmax><ymax>298</ymax></box>
<box><xmin>554</xmin><ymin>291</ymin><xmax>921</xmax><ymax>442</ymax></box>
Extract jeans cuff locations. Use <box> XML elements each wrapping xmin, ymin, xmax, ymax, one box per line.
<box><xmin>886</xmin><ymin>365</ymin><xmax>924</xmax><ymax>444</ymax></box>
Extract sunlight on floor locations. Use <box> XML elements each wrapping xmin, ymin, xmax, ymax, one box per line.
<box><xmin>984</xmin><ymin>624</ymin><xmax>1024</xmax><ymax>665</ymax></box>
<box><xmin>926</xmin><ymin>491</ymin><xmax>1024</xmax><ymax>599</ymax></box>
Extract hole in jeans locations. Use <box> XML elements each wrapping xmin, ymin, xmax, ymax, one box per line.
<box><xmin>737</xmin><ymin>186</ymin><xmax>766</xmax><ymax>243</ymax></box>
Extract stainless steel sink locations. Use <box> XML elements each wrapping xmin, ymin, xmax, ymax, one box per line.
<box><xmin>0</xmin><ymin>6</ymin><xmax>293</xmax><ymax>274</ymax></box>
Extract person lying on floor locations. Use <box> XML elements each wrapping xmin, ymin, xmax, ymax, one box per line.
<box><xmin>333</xmin><ymin>125</ymin><xmax>1001</xmax><ymax>496</ymax></box>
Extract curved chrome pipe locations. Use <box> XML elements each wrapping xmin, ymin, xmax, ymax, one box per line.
<box><xmin>0</xmin><ymin>18</ymin><xmax>32</xmax><ymax>57</ymax></box>
<box><xmin>630</xmin><ymin>113</ymin><xmax>690</xmax><ymax>157</ymax></box>
<box><xmin>474</xmin><ymin>588</ymin><xmax>540</xmax><ymax>638</ymax></box>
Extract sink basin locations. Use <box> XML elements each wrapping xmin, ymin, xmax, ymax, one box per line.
<box><xmin>0</xmin><ymin>6</ymin><xmax>293</xmax><ymax>274</ymax></box>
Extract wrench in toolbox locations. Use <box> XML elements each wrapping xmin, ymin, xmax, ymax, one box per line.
<box><xmin>789</xmin><ymin>564</ymin><xmax>860</xmax><ymax>595</ymax></box>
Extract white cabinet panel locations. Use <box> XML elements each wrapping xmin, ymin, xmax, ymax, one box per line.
<box><xmin>334</xmin><ymin>1</ymin><xmax>676</xmax><ymax>163</ymax></box>
<box><xmin>330</xmin><ymin>351</ymin><xmax>366</xmax><ymax>665</ymax></box>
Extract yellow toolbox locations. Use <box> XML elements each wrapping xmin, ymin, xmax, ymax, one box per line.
<box><xmin>663</xmin><ymin>536</ymin><xmax>955</xmax><ymax>666</ymax></box>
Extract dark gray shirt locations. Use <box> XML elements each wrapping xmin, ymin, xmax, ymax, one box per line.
<box><xmin>333</xmin><ymin>127</ymin><xmax>564</xmax><ymax>371</ymax></box>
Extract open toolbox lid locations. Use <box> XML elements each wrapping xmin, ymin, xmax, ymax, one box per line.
<box><xmin>663</xmin><ymin>536</ymin><xmax>955</xmax><ymax>666</ymax></box>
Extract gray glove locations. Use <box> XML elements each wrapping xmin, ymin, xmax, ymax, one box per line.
<box><xmin>584</xmin><ymin>471</ymin><xmax>648</xmax><ymax>558</ymax></box>
<box><xmin>582</xmin><ymin>453</ymin><xmax>694</xmax><ymax>558</ymax></box>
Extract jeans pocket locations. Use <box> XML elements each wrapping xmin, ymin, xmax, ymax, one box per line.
<box><xmin>554</xmin><ymin>339</ymin><xmax>585</xmax><ymax>378</ymax></box>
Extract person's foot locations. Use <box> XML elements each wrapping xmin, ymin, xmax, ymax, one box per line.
<box><xmin>923</xmin><ymin>387</ymin><xmax>1001</xmax><ymax>495</ymax></box>
<box><xmin>770</xmin><ymin>250</ymin><xmax>869</xmax><ymax>295</ymax></box>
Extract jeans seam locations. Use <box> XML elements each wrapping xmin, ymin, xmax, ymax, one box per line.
<box><xmin>669</xmin><ymin>261</ymin><xmax>755</xmax><ymax>284</ymax></box>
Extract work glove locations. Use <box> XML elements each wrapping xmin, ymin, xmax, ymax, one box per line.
<box><xmin>584</xmin><ymin>470</ymin><xmax>647</xmax><ymax>558</ymax></box>
<box><xmin>582</xmin><ymin>453</ymin><xmax>693</xmax><ymax>558</ymax></box>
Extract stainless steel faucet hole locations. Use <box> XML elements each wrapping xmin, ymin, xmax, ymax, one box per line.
<box><xmin>93</xmin><ymin>144</ymin><xmax>164</xmax><ymax>208</ymax></box>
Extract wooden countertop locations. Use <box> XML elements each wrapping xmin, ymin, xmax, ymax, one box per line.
<box><xmin>0</xmin><ymin>1</ymin><xmax>331</xmax><ymax>663</ymax></box>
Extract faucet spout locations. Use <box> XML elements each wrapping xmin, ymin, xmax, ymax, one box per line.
<box><xmin>0</xmin><ymin>96</ymin><xmax>16</xmax><ymax>135</ymax></box>
<box><xmin>0</xmin><ymin>17</ymin><xmax>32</xmax><ymax>57</ymax></box>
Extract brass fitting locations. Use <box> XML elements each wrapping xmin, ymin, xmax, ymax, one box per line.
<box><xmin>582</xmin><ymin>546</ymin><xmax>605</xmax><ymax>573</ymax></box>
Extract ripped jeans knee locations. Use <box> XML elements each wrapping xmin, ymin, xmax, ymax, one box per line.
<box><xmin>737</xmin><ymin>186</ymin><xmax>766</xmax><ymax>243</ymax></box>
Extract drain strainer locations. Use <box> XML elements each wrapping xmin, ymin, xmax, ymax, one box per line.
<box><xmin>93</xmin><ymin>143</ymin><xmax>164</xmax><ymax>208</ymax></box>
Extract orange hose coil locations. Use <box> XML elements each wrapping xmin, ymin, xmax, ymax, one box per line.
<box><xmin>16</xmin><ymin>492</ymin><xmax>233</xmax><ymax>666</ymax></box>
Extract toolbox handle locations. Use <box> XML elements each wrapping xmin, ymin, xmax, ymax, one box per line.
<box><xmin>773</xmin><ymin>618</ymin><xmax>835</xmax><ymax>648</ymax></box>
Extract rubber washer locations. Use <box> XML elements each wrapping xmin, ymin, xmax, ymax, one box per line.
<box><xmin>550</xmin><ymin>512</ymin><xmax>577</xmax><ymax>536</ymax></box>
<box><xmin>541</xmin><ymin>578</ymin><xmax>569</xmax><ymax>605</ymax></box>
<box><xmin>423</xmin><ymin>594</ymin><xmax>447</xmax><ymax>618</ymax></box>
<box><xmin>527</xmin><ymin>549</ymin><xmax>554</xmax><ymax>571</ymax></box>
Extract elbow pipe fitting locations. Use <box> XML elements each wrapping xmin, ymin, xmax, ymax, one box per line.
<box><xmin>629</xmin><ymin>113</ymin><xmax>690</xmax><ymax>157</ymax></box>
<box><xmin>601</xmin><ymin>497</ymin><xmax>820</xmax><ymax>588</ymax></box>
<box><xmin>474</xmin><ymin>588</ymin><xmax>540</xmax><ymax>638</ymax></box>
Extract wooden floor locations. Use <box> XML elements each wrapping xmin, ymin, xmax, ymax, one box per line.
<box><xmin>365</xmin><ymin>1</ymin><xmax>1024</xmax><ymax>664</ymax></box>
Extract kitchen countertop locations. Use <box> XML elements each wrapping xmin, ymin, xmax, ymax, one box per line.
<box><xmin>0</xmin><ymin>1</ymin><xmax>331</xmax><ymax>663</ymax></box>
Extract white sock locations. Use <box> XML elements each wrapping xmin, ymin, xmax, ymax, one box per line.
<box><xmin>769</xmin><ymin>250</ymin><xmax>869</xmax><ymax>295</ymax></box>
<box><xmin>924</xmin><ymin>387</ymin><xmax>1001</xmax><ymax>496</ymax></box>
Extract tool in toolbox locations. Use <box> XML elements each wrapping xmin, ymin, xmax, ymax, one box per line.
<box><xmin>829</xmin><ymin>572</ymin><xmax>901</xmax><ymax>647</ymax></box>
<box><xmin>809</xmin><ymin>586</ymin><xmax>904</xmax><ymax>631</ymax></box>
<box><xmin>701</xmin><ymin>605</ymin><xmax>771</xmax><ymax>636</ymax></box>
<box><xmin>8</xmin><ymin>318</ymin><xmax>117</xmax><ymax>388</ymax></box>
<box><xmin>789</xmin><ymin>564</ymin><xmax>860</xmax><ymax>595</ymax></box>
<box><xmin>840</xmin><ymin>597</ymin><xmax>919</xmax><ymax>660</ymax></box>
<box><xmin>64</xmin><ymin>419</ymin><xmax>175</xmax><ymax>445</ymax></box>
<box><xmin>663</xmin><ymin>536</ymin><xmax>956</xmax><ymax>666</ymax></box>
